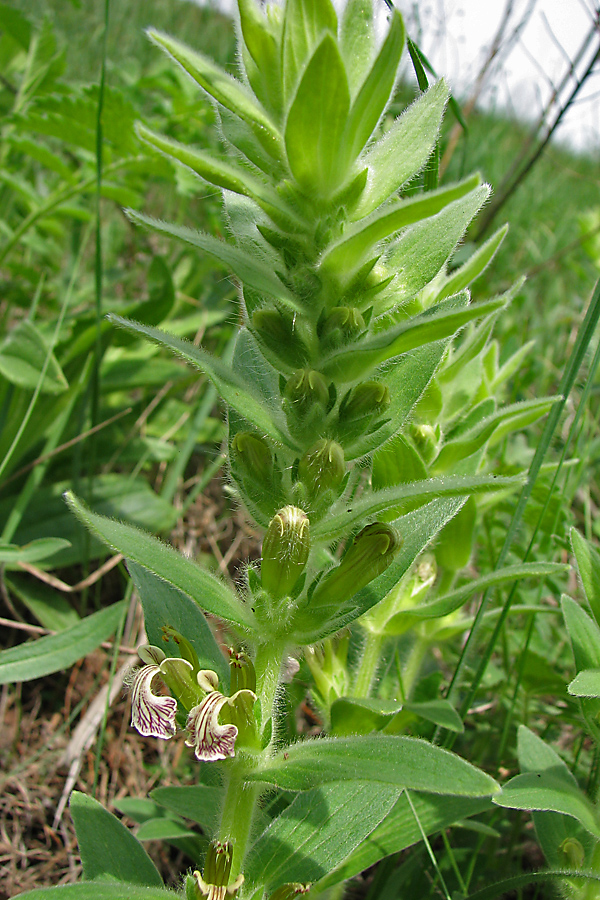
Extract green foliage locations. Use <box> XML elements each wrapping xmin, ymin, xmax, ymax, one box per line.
<box><xmin>3</xmin><ymin>0</ymin><xmax>600</xmax><ymax>898</ymax></box>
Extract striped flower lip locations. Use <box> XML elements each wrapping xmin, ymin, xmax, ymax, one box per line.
<box><xmin>185</xmin><ymin>672</ymin><xmax>257</xmax><ymax>762</ymax></box>
<box><xmin>130</xmin><ymin>645</ymin><xmax>192</xmax><ymax>741</ymax></box>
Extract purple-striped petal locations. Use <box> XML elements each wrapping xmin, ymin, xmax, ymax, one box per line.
<box><xmin>130</xmin><ymin>664</ymin><xmax>177</xmax><ymax>740</ymax></box>
<box><xmin>185</xmin><ymin>692</ymin><xmax>238</xmax><ymax>761</ymax></box>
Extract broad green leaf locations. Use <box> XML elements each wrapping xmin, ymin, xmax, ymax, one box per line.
<box><xmin>354</xmin><ymin>79</ymin><xmax>449</xmax><ymax>217</ymax></box>
<box><xmin>516</xmin><ymin>725</ymin><xmax>596</xmax><ymax>870</ymax></box>
<box><xmin>107</xmin><ymin>315</ymin><xmax>293</xmax><ymax>447</ymax></box>
<box><xmin>0</xmin><ymin>601</ymin><xmax>124</xmax><ymax>685</ymax></box>
<box><xmin>321</xmin><ymin>175</ymin><xmax>480</xmax><ymax>282</ymax></box>
<box><xmin>249</xmin><ymin>734</ymin><xmax>499</xmax><ymax>796</ymax></box>
<box><xmin>14</xmin><ymin>886</ymin><xmax>176</xmax><ymax>900</ymax></box>
<box><xmin>0</xmin><ymin>320</ymin><xmax>68</xmax><ymax>394</ymax></box>
<box><xmin>65</xmin><ymin>493</ymin><xmax>254</xmax><ymax>629</ymax></box>
<box><xmin>127</xmin><ymin>562</ymin><xmax>230</xmax><ymax>687</ymax></box>
<box><xmin>282</xmin><ymin>0</ymin><xmax>338</xmax><ymax>102</ymax></box>
<box><xmin>70</xmin><ymin>792</ymin><xmax>163</xmax><ymax>886</ymax></box>
<box><xmin>343</xmin><ymin>10</ymin><xmax>404</xmax><ymax>162</ymax></box>
<box><xmin>285</xmin><ymin>34</ymin><xmax>350</xmax><ymax>197</ymax></box>
<box><xmin>339</xmin><ymin>0</ymin><xmax>375</xmax><ymax>97</ymax></box>
<box><xmin>384</xmin><ymin>183</ymin><xmax>491</xmax><ymax>304</ymax></box>
<box><xmin>330</xmin><ymin>697</ymin><xmax>404</xmax><ymax>735</ymax></box>
<box><xmin>319</xmin><ymin>294</ymin><xmax>505</xmax><ymax>381</ymax></box>
<box><xmin>406</xmin><ymin>562</ymin><xmax>569</xmax><ymax>620</ymax></box>
<box><xmin>6</xmin><ymin>574</ymin><xmax>79</xmax><ymax>631</ymax></box>
<box><xmin>0</xmin><ymin>537</ymin><xmax>71</xmax><ymax>566</ymax></box>
<box><xmin>293</xmin><ymin>497</ymin><xmax>468</xmax><ymax>641</ymax></box>
<box><xmin>151</xmin><ymin>785</ymin><xmax>223</xmax><ymax>834</ymax></box>
<box><xmin>245</xmin><ymin>781</ymin><xmax>401</xmax><ymax>891</ymax></box>
<box><xmin>312</xmin><ymin>472</ymin><xmax>524</xmax><ymax>541</ymax></box>
<box><xmin>135</xmin><ymin>124</ymin><xmax>297</xmax><ymax>229</ymax></box>
<box><xmin>571</xmin><ymin>528</ymin><xmax>600</xmax><ymax>627</ymax></box>
<box><xmin>124</xmin><ymin>211</ymin><xmax>296</xmax><ymax>309</ymax></box>
<box><xmin>147</xmin><ymin>30</ymin><xmax>281</xmax><ymax>152</ymax></box>
<box><xmin>568</xmin><ymin>669</ymin><xmax>600</xmax><ymax>697</ymax></box>
<box><xmin>437</xmin><ymin>224</ymin><xmax>508</xmax><ymax>300</ymax></box>
<box><xmin>314</xmin><ymin>792</ymin><xmax>491</xmax><ymax>892</ymax></box>
<box><xmin>494</xmin><ymin>772</ymin><xmax>600</xmax><ymax>839</ymax></box>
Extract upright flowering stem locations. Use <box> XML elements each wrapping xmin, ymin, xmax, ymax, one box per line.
<box><xmin>254</xmin><ymin>642</ymin><xmax>287</xmax><ymax>739</ymax></box>
<box><xmin>218</xmin><ymin>762</ymin><xmax>262</xmax><ymax>882</ymax></box>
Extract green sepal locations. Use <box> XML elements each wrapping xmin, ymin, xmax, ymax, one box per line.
<box><xmin>261</xmin><ymin>506</ymin><xmax>311</xmax><ymax>601</ymax></box>
<box><xmin>339</xmin><ymin>0</ymin><xmax>375</xmax><ymax>97</ymax></box>
<box><xmin>237</xmin><ymin>0</ymin><xmax>283</xmax><ymax>118</ymax></box>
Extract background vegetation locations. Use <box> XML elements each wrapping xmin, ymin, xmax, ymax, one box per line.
<box><xmin>0</xmin><ymin>0</ymin><xmax>598</xmax><ymax>896</ymax></box>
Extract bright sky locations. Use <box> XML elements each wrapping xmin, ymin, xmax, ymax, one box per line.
<box><xmin>394</xmin><ymin>0</ymin><xmax>600</xmax><ymax>152</ymax></box>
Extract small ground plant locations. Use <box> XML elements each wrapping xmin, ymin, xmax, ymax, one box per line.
<box><xmin>7</xmin><ymin>0</ymin><xmax>600</xmax><ymax>898</ymax></box>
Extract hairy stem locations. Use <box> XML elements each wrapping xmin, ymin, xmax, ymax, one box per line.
<box><xmin>352</xmin><ymin>630</ymin><xmax>383</xmax><ymax>698</ymax></box>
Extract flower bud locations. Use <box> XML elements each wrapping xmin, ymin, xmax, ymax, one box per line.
<box><xmin>229</xmin><ymin>648</ymin><xmax>257</xmax><ymax>694</ymax></box>
<box><xmin>161</xmin><ymin>625</ymin><xmax>200</xmax><ymax>674</ymax></box>
<box><xmin>192</xmin><ymin>840</ymin><xmax>244</xmax><ymax>898</ymax></box>
<box><xmin>340</xmin><ymin>381</ymin><xmax>390</xmax><ymax>422</ymax></box>
<box><xmin>252</xmin><ymin>306</ymin><xmax>310</xmax><ymax>369</ymax></box>
<box><xmin>283</xmin><ymin>369</ymin><xmax>329</xmax><ymax>439</ymax></box>
<box><xmin>311</xmin><ymin>523</ymin><xmax>401</xmax><ymax>607</ymax></box>
<box><xmin>298</xmin><ymin>439</ymin><xmax>345</xmax><ymax>502</ymax></box>
<box><xmin>232</xmin><ymin>433</ymin><xmax>273</xmax><ymax>486</ymax></box>
<box><xmin>261</xmin><ymin>506</ymin><xmax>310</xmax><ymax>600</ymax></box>
<box><xmin>409</xmin><ymin>423</ymin><xmax>439</xmax><ymax>465</ymax></box>
<box><xmin>160</xmin><ymin>657</ymin><xmax>202</xmax><ymax>711</ymax></box>
<box><xmin>320</xmin><ymin>306</ymin><xmax>365</xmax><ymax>349</ymax></box>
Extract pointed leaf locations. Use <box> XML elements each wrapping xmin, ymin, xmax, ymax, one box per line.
<box><xmin>65</xmin><ymin>493</ymin><xmax>254</xmax><ymax>629</ymax></box>
<box><xmin>245</xmin><ymin>781</ymin><xmax>401</xmax><ymax>892</ymax></box>
<box><xmin>135</xmin><ymin>123</ymin><xmax>296</xmax><ymax>228</ymax></box>
<box><xmin>438</xmin><ymin>224</ymin><xmax>508</xmax><ymax>301</ymax></box>
<box><xmin>494</xmin><ymin>772</ymin><xmax>600</xmax><ymax>839</ymax></box>
<box><xmin>151</xmin><ymin>785</ymin><xmax>222</xmax><ymax>834</ymax></box>
<box><xmin>314</xmin><ymin>792</ymin><xmax>491</xmax><ymax>892</ymax></box>
<box><xmin>125</xmin><ymin>210</ymin><xmax>296</xmax><ymax>308</ymax></box>
<box><xmin>339</xmin><ymin>0</ymin><xmax>375</xmax><ymax>97</ymax></box>
<box><xmin>312</xmin><ymin>473</ymin><xmax>524</xmax><ymax>541</ymax></box>
<box><xmin>282</xmin><ymin>0</ymin><xmax>338</xmax><ymax>101</ymax></box>
<box><xmin>293</xmin><ymin>497</ymin><xmax>468</xmax><ymax>642</ymax></box>
<box><xmin>383</xmin><ymin>183</ymin><xmax>491</xmax><ymax>304</ymax></box>
<box><xmin>354</xmin><ymin>79</ymin><xmax>449</xmax><ymax>217</ymax></box>
<box><xmin>249</xmin><ymin>734</ymin><xmax>499</xmax><ymax>796</ymax></box>
<box><xmin>284</xmin><ymin>34</ymin><xmax>350</xmax><ymax>196</ymax></box>
<box><xmin>147</xmin><ymin>30</ymin><xmax>281</xmax><ymax>152</ymax></box>
<box><xmin>70</xmin><ymin>792</ymin><xmax>163</xmax><ymax>886</ymax></box>
<box><xmin>409</xmin><ymin>562</ymin><xmax>569</xmax><ymax>620</ymax></box>
<box><xmin>343</xmin><ymin>10</ymin><xmax>404</xmax><ymax>162</ymax></box>
<box><xmin>320</xmin><ymin>294</ymin><xmax>505</xmax><ymax>382</ymax></box>
<box><xmin>0</xmin><ymin>601</ymin><xmax>125</xmax><ymax>685</ymax></box>
<box><xmin>107</xmin><ymin>315</ymin><xmax>293</xmax><ymax>446</ymax></box>
<box><xmin>321</xmin><ymin>175</ymin><xmax>480</xmax><ymax>283</ymax></box>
